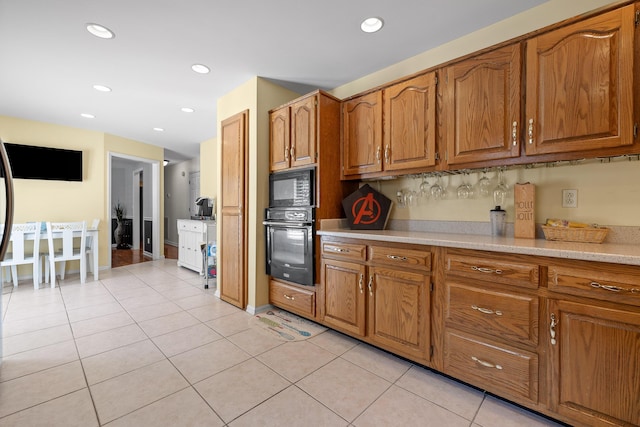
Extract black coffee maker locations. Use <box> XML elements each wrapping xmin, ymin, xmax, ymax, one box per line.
<box><xmin>195</xmin><ymin>197</ymin><xmax>213</xmax><ymax>217</ymax></box>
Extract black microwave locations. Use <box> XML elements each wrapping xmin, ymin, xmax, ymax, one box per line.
<box><xmin>269</xmin><ymin>168</ymin><xmax>314</xmax><ymax>207</ymax></box>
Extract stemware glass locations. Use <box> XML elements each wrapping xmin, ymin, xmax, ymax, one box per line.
<box><xmin>476</xmin><ymin>169</ymin><xmax>492</xmax><ymax>198</ymax></box>
<box><xmin>456</xmin><ymin>171</ymin><xmax>473</xmax><ymax>199</ymax></box>
<box><xmin>419</xmin><ymin>174</ymin><xmax>431</xmax><ymax>200</ymax></box>
<box><xmin>430</xmin><ymin>174</ymin><xmax>446</xmax><ymax>200</ymax></box>
<box><xmin>493</xmin><ymin>168</ymin><xmax>509</xmax><ymax>207</ymax></box>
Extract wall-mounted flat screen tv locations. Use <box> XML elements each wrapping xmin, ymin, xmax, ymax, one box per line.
<box><xmin>1</xmin><ymin>143</ymin><xmax>83</xmax><ymax>181</ymax></box>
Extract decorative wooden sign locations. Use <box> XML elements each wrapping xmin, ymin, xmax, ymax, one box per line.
<box><xmin>515</xmin><ymin>183</ymin><xmax>535</xmax><ymax>238</ymax></box>
<box><xmin>342</xmin><ymin>184</ymin><xmax>392</xmax><ymax>230</ymax></box>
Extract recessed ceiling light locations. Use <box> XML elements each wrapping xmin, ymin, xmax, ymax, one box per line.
<box><xmin>181</xmin><ymin>107</ymin><xmax>195</xmax><ymax>113</ymax></box>
<box><xmin>93</xmin><ymin>84</ymin><xmax>111</xmax><ymax>92</ymax></box>
<box><xmin>86</xmin><ymin>23</ymin><xmax>115</xmax><ymax>39</ymax></box>
<box><xmin>80</xmin><ymin>113</ymin><xmax>95</xmax><ymax>119</ymax></box>
<box><xmin>361</xmin><ymin>17</ymin><xmax>384</xmax><ymax>33</ymax></box>
<box><xmin>191</xmin><ymin>64</ymin><xmax>210</xmax><ymax>74</ymax></box>
<box><xmin>153</xmin><ymin>127</ymin><xmax>164</xmax><ymax>132</ymax></box>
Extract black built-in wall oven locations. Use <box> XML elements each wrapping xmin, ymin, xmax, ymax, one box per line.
<box><xmin>264</xmin><ymin>168</ymin><xmax>315</xmax><ymax>286</ymax></box>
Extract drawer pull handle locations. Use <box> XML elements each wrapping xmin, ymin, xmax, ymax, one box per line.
<box><xmin>376</xmin><ymin>146</ymin><xmax>381</xmax><ymax>163</ymax></box>
<box><xmin>471</xmin><ymin>356</ymin><xmax>502</xmax><ymax>370</ymax></box>
<box><xmin>472</xmin><ymin>305</ymin><xmax>503</xmax><ymax>316</ymax></box>
<box><xmin>512</xmin><ymin>121</ymin><xmax>518</xmax><ymax>146</ymax></box>
<box><xmin>471</xmin><ymin>266</ymin><xmax>503</xmax><ymax>275</ymax></box>
<box><xmin>590</xmin><ymin>281</ymin><xmax>640</xmax><ymax>294</ymax></box>
<box><xmin>290</xmin><ymin>146</ymin><xmax>295</xmax><ymax>160</ymax></box>
<box><xmin>283</xmin><ymin>294</ymin><xmax>295</xmax><ymax>301</ymax></box>
<box><xmin>329</xmin><ymin>246</ymin><xmax>349</xmax><ymax>253</ymax></box>
<box><xmin>387</xmin><ymin>255</ymin><xmax>408</xmax><ymax>262</ymax></box>
<box><xmin>368</xmin><ymin>276</ymin><xmax>374</xmax><ymax>296</ymax></box>
<box><xmin>550</xmin><ymin>313</ymin><xmax>558</xmax><ymax>346</ymax></box>
<box><xmin>528</xmin><ymin>118</ymin><xmax>534</xmax><ymax>144</ymax></box>
<box><xmin>358</xmin><ymin>274</ymin><xmax>364</xmax><ymax>294</ymax></box>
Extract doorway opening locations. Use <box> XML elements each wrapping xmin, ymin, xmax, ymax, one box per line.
<box><xmin>108</xmin><ymin>153</ymin><xmax>161</xmax><ymax>268</ymax></box>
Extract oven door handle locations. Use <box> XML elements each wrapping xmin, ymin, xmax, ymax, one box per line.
<box><xmin>262</xmin><ymin>221</ymin><xmax>311</xmax><ymax>227</ymax></box>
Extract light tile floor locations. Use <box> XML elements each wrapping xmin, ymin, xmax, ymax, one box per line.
<box><xmin>0</xmin><ymin>260</ymin><xmax>568</xmax><ymax>426</ymax></box>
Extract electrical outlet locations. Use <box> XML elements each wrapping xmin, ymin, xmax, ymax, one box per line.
<box><xmin>562</xmin><ymin>189</ymin><xmax>577</xmax><ymax>208</ymax></box>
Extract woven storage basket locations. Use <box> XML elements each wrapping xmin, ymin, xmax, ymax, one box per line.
<box><xmin>541</xmin><ymin>225</ymin><xmax>608</xmax><ymax>244</ymax></box>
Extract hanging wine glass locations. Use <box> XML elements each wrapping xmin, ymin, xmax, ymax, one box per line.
<box><xmin>419</xmin><ymin>174</ymin><xmax>431</xmax><ymax>200</ymax></box>
<box><xmin>456</xmin><ymin>171</ymin><xmax>474</xmax><ymax>199</ymax></box>
<box><xmin>476</xmin><ymin>168</ymin><xmax>492</xmax><ymax>198</ymax></box>
<box><xmin>493</xmin><ymin>168</ymin><xmax>509</xmax><ymax>207</ymax></box>
<box><xmin>430</xmin><ymin>173</ymin><xmax>446</xmax><ymax>200</ymax></box>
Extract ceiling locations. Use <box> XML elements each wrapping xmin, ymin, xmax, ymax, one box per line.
<box><xmin>0</xmin><ymin>0</ymin><xmax>548</xmax><ymax>163</ymax></box>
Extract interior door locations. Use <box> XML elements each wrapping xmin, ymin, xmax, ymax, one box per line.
<box><xmin>219</xmin><ymin>110</ymin><xmax>248</xmax><ymax>309</ymax></box>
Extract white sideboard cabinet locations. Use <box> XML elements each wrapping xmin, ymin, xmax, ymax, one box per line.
<box><xmin>177</xmin><ymin>219</ymin><xmax>216</xmax><ymax>274</ymax></box>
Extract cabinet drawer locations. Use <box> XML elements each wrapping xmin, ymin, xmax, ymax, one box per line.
<box><xmin>444</xmin><ymin>330</ymin><xmax>538</xmax><ymax>404</ymax></box>
<box><xmin>445</xmin><ymin>281</ymin><xmax>538</xmax><ymax>346</ymax></box>
<box><xmin>446</xmin><ymin>252</ymin><xmax>538</xmax><ymax>289</ymax></box>
<box><xmin>548</xmin><ymin>264</ymin><xmax>640</xmax><ymax>307</ymax></box>
<box><xmin>321</xmin><ymin>241</ymin><xmax>367</xmax><ymax>262</ymax></box>
<box><xmin>369</xmin><ymin>245</ymin><xmax>431</xmax><ymax>271</ymax></box>
<box><xmin>269</xmin><ymin>280</ymin><xmax>315</xmax><ymax>318</ymax></box>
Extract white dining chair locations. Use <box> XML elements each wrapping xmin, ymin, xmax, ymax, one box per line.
<box><xmin>0</xmin><ymin>222</ymin><xmax>42</xmax><ymax>289</ymax></box>
<box><xmin>86</xmin><ymin>218</ymin><xmax>100</xmax><ymax>275</ymax></box>
<box><xmin>45</xmin><ymin>221</ymin><xmax>87</xmax><ymax>288</ymax></box>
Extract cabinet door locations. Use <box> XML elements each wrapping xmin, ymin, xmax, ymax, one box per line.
<box><xmin>342</xmin><ymin>91</ymin><xmax>383</xmax><ymax>177</ymax></box>
<box><xmin>290</xmin><ymin>95</ymin><xmax>316</xmax><ymax>168</ymax></box>
<box><xmin>548</xmin><ymin>299</ymin><xmax>640</xmax><ymax>426</ymax></box>
<box><xmin>368</xmin><ymin>266</ymin><xmax>430</xmax><ymax>362</ymax></box>
<box><xmin>383</xmin><ymin>72</ymin><xmax>437</xmax><ymax>171</ymax></box>
<box><xmin>321</xmin><ymin>258</ymin><xmax>366</xmax><ymax>337</ymax></box>
<box><xmin>269</xmin><ymin>106</ymin><xmax>290</xmax><ymax>172</ymax></box>
<box><xmin>525</xmin><ymin>5</ymin><xmax>634</xmax><ymax>156</ymax></box>
<box><xmin>220</xmin><ymin>111</ymin><xmax>248</xmax><ymax>309</ymax></box>
<box><xmin>441</xmin><ymin>43</ymin><xmax>521</xmax><ymax>165</ymax></box>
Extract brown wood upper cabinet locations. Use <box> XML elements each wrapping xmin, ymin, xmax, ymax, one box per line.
<box><xmin>525</xmin><ymin>4</ymin><xmax>635</xmax><ymax>156</ymax></box>
<box><xmin>269</xmin><ymin>93</ymin><xmax>317</xmax><ymax>172</ymax></box>
<box><xmin>342</xmin><ymin>72</ymin><xmax>437</xmax><ymax>179</ymax></box>
<box><xmin>440</xmin><ymin>43</ymin><xmax>521</xmax><ymax>165</ymax></box>
<box><xmin>341</xmin><ymin>90</ymin><xmax>383</xmax><ymax>177</ymax></box>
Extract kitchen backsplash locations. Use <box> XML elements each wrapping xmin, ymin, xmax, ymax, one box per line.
<box><xmin>357</xmin><ymin>157</ymin><xmax>640</xmax><ymax>228</ymax></box>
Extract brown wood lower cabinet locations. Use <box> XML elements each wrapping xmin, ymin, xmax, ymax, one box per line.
<box><xmin>269</xmin><ymin>279</ymin><xmax>316</xmax><ymax>319</ymax></box>
<box><xmin>548</xmin><ymin>297</ymin><xmax>640</xmax><ymax>427</ymax></box>
<box><xmin>270</xmin><ymin>236</ymin><xmax>640</xmax><ymax>427</ymax></box>
<box><xmin>444</xmin><ymin>330</ymin><xmax>539</xmax><ymax>404</ymax></box>
<box><xmin>320</xmin><ymin>238</ymin><xmax>432</xmax><ymax>365</ymax></box>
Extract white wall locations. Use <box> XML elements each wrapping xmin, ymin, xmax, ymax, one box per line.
<box><xmin>163</xmin><ymin>157</ymin><xmax>200</xmax><ymax>245</ymax></box>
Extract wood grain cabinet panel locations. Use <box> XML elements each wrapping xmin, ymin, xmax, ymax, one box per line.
<box><xmin>548</xmin><ymin>299</ymin><xmax>640</xmax><ymax>426</ymax></box>
<box><xmin>446</xmin><ymin>251</ymin><xmax>539</xmax><ymax>289</ymax></box>
<box><xmin>440</xmin><ymin>43</ymin><xmax>521</xmax><ymax>165</ymax></box>
<box><xmin>444</xmin><ymin>330</ymin><xmax>538</xmax><ymax>404</ymax></box>
<box><xmin>445</xmin><ymin>281</ymin><xmax>538</xmax><ymax>346</ymax></box>
<box><xmin>548</xmin><ymin>262</ymin><xmax>640</xmax><ymax>308</ymax></box>
<box><xmin>321</xmin><ymin>258</ymin><xmax>367</xmax><ymax>337</ymax></box>
<box><xmin>525</xmin><ymin>5</ymin><xmax>635</xmax><ymax>156</ymax></box>
<box><xmin>290</xmin><ymin>95</ymin><xmax>317</xmax><ymax>168</ymax></box>
<box><xmin>341</xmin><ymin>91</ymin><xmax>383</xmax><ymax>177</ymax></box>
<box><xmin>383</xmin><ymin>72</ymin><xmax>437</xmax><ymax>172</ymax></box>
<box><xmin>269</xmin><ymin>279</ymin><xmax>315</xmax><ymax>318</ymax></box>
<box><xmin>269</xmin><ymin>107</ymin><xmax>290</xmax><ymax>172</ymax></box>
<box><xmin>368</xmin><ymin>266</ymin><xmax>430</xmax><ymax>362</ymax></box>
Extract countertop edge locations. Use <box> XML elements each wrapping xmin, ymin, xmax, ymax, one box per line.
<box><xmin>317</xmin><ymin>228</ymin><xmax>640</xmax><ymax>266</ymax></box>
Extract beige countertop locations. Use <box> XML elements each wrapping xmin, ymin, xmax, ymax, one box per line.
<box><xmin>317</xmin><ymin>226</ymin><xmax>640</xmax><ymax>266</ymax></box>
